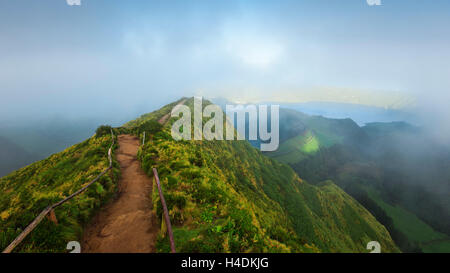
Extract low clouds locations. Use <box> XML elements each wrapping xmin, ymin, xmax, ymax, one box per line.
<box><xmin>0</xmin><ymin>0</ymin><xmax>449</xmax><ymax>131</ymax></box>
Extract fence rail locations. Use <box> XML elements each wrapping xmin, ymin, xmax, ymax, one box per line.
<box><xmin>2</xmin><ymin>130</ymin><xmax>116</xmax><ymax>253</ymax></box>
<box><xmin>152</xmin><ymin>168</ymin><xmax>176</xmax><ymax>253</ymax></box>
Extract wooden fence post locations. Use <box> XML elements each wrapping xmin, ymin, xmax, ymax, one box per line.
<box><xmin>152</xmin><ymin>168</ymin><xmax>176</xmax><ymax>253</ymax></box>
<box><xmin>47</xmin><ymin>209</ymin><xmax>58</xmax><ymax>225</ymax></box>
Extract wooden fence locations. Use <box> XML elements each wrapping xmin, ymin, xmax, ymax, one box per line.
<box><xmin>2</xmin><ymin>130</ymin><xmax>116</xmax><ymax>253</ymax></box>
<box><xmin>152</xmin><ymin>168</ymin><xmax>176</xmax><ymax>253</ymax></box>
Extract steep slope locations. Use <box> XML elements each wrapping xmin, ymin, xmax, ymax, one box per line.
<box><xmin>269</xmin><ymin>108</ymin><xmax>368</xmax><ymax>165</ymax></box>
<box><xmin>269</xmin><ymin>109</ymin><xmax>450</xmax><ymax>252</ymax></box>
<box><xmin>131</xmin><ymin>98</ymin><xmax>399</xmax><ymax>253</ymax></box>
<box><xmin>0</xmin><ymin>133</ymin><xmax>120</xmax><ymax>252</ymax></box>
<box><xmin>0</xmin><ymin>99</ymin><xmax>400</xmax><ymax>253</ymax></box>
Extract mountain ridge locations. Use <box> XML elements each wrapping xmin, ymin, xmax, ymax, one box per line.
<box><xmin>0</xmin><ymin>98</ymin><xmax>399</xmax><ymax>253</ymax></box>
<box><xmin>132</xmin><ymin>97</ymin><xmax>398</xmax><ymax>252</ymax></box>
<box><xmin>265</xmin><ymin>107</ymin><xmax>450</xmax><ymax>252</ymax></box>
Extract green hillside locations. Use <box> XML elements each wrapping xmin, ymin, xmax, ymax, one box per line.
<box><xmin>363</xmin><ymin>183</ymin><xmax>450</xmax><ymax>253</ymax></box>
<box><xmin>270</xmin><ymin>109</ymin><xmax>365</xmax><ymax>165</ymax></box>
<box><xmin>132</xmin><ymin>98</ymin><xmax>399</xmax><ymax>253</ymax></box>
<box><xmin>271</xmin><ymin>109</ymin><xmax>450</xmax><ymax>253</ymax></box>
<box><xmin>268</xmin><ymin>130</ymin><xmax>320</xmax><ymax>163</ymax></box>
<box><xmin>0</xmin><ymin>133</ymin><xmax>120</xmax><ymax>252</ymax></box>
<box><xmin>0</xmin><ymin>98</ymin><xmax>400</xmax><ymax>253</ymax></box>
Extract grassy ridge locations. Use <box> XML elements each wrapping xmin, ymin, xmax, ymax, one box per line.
<box><xmin>0</xmin><ymin>98</ymin><xmax>400</xmax><ymax>253</ymax></box>
<box><xmin>0</xmin><ymin>134</ymin><xmax>120</xmax><ymax>252</ymax></box>
<box><xmin>282</xmin><ymin>116</ymin><xmax>450</xmax><ymax>252</ymax></box>
<box><xmin>270</xmin><ymin>110</ymin><xmax>359</xmax><ymax>165</ymax></box>
<box><xmin>134</xmin><ymin>98</ymin><xmax>399</xmax><ymax>252</ymax></box>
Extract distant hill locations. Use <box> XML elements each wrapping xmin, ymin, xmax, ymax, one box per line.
<box><xmin>210</xmin><ymin>98</ymin><xmax>417</xmax><ymax>126</ymax></box>
<box><xmin>265</xmin><ymin>109</ymin><xmax>450</xmax><ymax>253</ymax></box>
<box><xmin>268</xmin><ymin>108</ymin><xmax>368</xmax><ymax>165</ymax></box>
<box><xmin>275</xmin><ymin>101</ymin><xmax>417</xmax><ymax>126</ymax></box>
<box><xmin>362</xmin><ymin>121</ymin><xmax>419</xmax><ymax>139</ymax></box>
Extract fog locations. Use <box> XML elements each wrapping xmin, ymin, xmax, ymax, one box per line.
<box><xmin>0</xmin><ymin>0</ymin><xmax>449</xmax><ymax>142</ymax></box>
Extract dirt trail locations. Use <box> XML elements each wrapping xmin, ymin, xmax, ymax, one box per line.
<box><xmin>82</xmin><ymin>135</ymin><xmax>158</xmax><ymax>253</ymax></box>
<box><xmin>158</xmin><ymin>99</ymin><xmax>187</xmax><ymax>124</ymax></box>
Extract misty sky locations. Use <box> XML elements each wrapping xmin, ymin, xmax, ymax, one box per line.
<box><xmin>0</xmin><ymin>0</ymin><xmax>449</xmax><ymax>127</ymax></box>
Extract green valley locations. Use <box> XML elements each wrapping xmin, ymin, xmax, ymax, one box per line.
<box><xmin>266</xmin><ymin>108</ymin><xmax>450</xmax><ymax>253</ymax></box>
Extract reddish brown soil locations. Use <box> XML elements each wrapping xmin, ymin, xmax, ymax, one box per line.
<box><xmin>158</xmin><ymin>99</ymin><xmax>187</xmax><ymax>124</ymax></box>
<box><xmin>82</xmin><ymin>135</ymin><xmax>158</xmax><ymax>253</ymax></box>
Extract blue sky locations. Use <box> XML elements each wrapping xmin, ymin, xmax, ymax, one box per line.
<box><xmin>0</xmin><ymin>0</ymin><xmax>449</xmax><ymax>124</ymax></box>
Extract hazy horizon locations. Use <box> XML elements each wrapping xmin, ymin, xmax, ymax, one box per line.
<box><xmin>1</xmin><ymin>0</ymin><xmax>449</xmax><ymax>141</ymax></box>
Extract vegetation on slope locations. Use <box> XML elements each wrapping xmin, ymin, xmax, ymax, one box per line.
<box><xmin>132</xmin><ymin>98</ymin><xmax>399</xmax><ymax>253</ymax></box>
<box><xmin>268</xmin><ymin>130</ymin><xmax>320</xmax><ymax>164</ymax></box>
<box><xmin>0</xmin><ymin>99</ymin><xmax>402</xmax><ymax>253</ymax></box>
<box><xmin>363</xmin><ymin>186</ymin><xmax>450</xmax><ymax>253</ymax></box>
<box><xmin>270</xmin><ymin>109</ymin><xmax>366</xmax><ymax>165</ymax></box>
<box><xmin>0</xmin><ymin>132</ymin><xmax>120</xmax><ymax>252</ymax></box>
<box><xmin>277</xmin><ymin>114</ymin><xmax>450</xmax><ymax>252</ymax></box>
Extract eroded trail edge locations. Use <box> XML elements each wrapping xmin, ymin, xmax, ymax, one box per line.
<box><xmin>82</xmin><ymin>135</ymin><xmax>158</xmax><ymax>253</ymax></box>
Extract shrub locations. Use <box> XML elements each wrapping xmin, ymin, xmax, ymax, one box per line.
<box><xmin>95</xmin><ymin>125</ymin><xmax>112</xmax><ymax>137</ymax></box>
<box><xmin>137</xmin><ymin>120</ymin><xmax>163</xmax><ymax>135</ymax></box>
